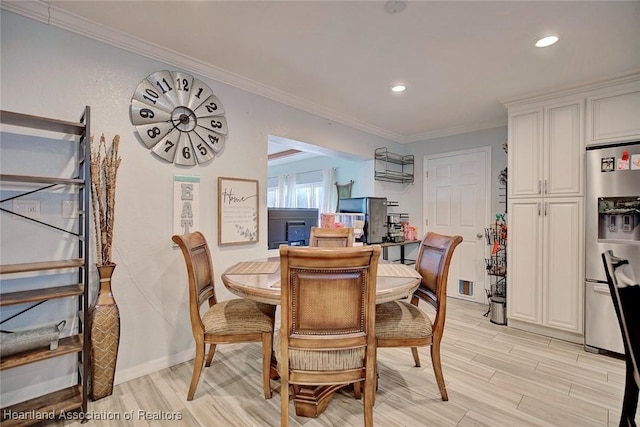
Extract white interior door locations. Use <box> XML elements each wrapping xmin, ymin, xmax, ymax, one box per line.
<box><xmin>424</xmin><ymin>148</ymin><xmax>490</xmax><ymax>304</ymax></box>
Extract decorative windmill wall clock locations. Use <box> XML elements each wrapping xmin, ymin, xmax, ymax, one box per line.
<box><xmin>130</xmin><ymin>70</ymin><xmax>227</xmax><ymax>165</ymax></box>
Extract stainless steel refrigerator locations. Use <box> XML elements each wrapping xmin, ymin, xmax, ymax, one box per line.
<box><xmin>585</xmin><ymin>141</ymin><xmax>640</xmax><ymax>355</ymax></box>
<box><xmin>338</xmin><ymin>197</ymin><xmax>388</xmax><ymax>244</ymax></box>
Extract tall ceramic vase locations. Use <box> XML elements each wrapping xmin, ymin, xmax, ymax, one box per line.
<box><xmin>90</xmin><ymin>263</ymin><xmax>120</xmax><ymax>400</ymax></box>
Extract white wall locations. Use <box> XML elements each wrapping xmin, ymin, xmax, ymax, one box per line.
<box><xmin>406</xmin><ymin>126</ymin><xmax>508</xmax><ymax>232</ymax></box>
<box><xmin>393</xmin><ymin>127</ymin><xmax>509</xmax><ymax>261</ymax></box>
<box><xmin>0</xmin><ymin>10</ymin><xmax>401</xmax><ymax>404</ymax></box>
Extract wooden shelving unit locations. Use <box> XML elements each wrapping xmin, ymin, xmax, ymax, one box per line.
<box><xmin>0</xmin><ymin>108</ymin><xmax>91</xmax><ymax>425</ymax></box>
<box><xmin>374</xmin><ymin>147</ymin><xmax>414</xmax><ymax>184</ymax></box>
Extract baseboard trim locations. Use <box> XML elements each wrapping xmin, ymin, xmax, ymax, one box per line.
<box><xmin>507</xmin><ymin>318</ymin><xmax>583</xmax><ymax>344</ymax></box>
<box><xmin>113</xmin><ymin>347</ymin><xmax>194</xmax><ymax>385</ymax></box>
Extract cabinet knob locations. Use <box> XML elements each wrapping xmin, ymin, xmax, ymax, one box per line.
<box><xmin>476</xmin><ymin>233</ymin><xmax>484</xmax><ymax>239</ymax></box>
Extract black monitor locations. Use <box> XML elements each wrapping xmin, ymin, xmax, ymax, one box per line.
<box><xmin>267</xmin><ymin>208</ymin><xmax>319</xmax><ymax>249</ymax></box>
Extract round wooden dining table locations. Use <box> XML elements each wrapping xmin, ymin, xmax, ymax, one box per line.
<box><xmin>221</xmin><ymin>256</ymin><xmax>422</xmax><ymax>419</ymax></box>
<box><xmin>221</xmin><ymin>257</ymin><xmax>422</xmax><ymax>306</ymax></box>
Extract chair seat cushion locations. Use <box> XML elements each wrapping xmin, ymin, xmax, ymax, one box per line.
<box><xmin>375</xmin><ymin>300</ymin><xmax>432</xmax><ymax>339</ymax></box>
<box><xmin>203</xmin><ymin>299</ymin><xmax>275</xmax><ymax>335</ymax></box>
<box><xmin>273</xmin><ymin>332</ymin><xmax>365</xmax><ymax>371</ymax></box>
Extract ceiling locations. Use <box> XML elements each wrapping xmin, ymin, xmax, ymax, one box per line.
<box><xmin>5</xmin><ymin>1</ymin><xmax>640</xmax><ymax>159</ymax></box>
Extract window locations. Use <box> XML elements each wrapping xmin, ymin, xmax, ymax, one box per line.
<box><xmin>267</xmin><ymin>170</ymin><xmax>324</xmax><ymax>209</ymax></box>
<box><xmin>295</xmin><ymin>182</ymin><xmax>323</xmax><ymax>209</ymax></box>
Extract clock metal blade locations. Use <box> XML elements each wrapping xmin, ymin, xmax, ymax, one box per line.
<box><xmin>150</xmin><ymin>129</ymin><xmax>180</xmax><ymax>163</ymax></box>
<box><xmin>199</xmin><ymin>116</ymin><xmax>228</xmax><ymax>136</ymax></box>
<box><xmin>130</xmin><ymin>100</ymin><xmax>172</xmax><ymax>126</ymax></box>
<box><xmin>135</xmin><ymin>121</ymin><xmax>174</xmax><ymax>149</ymax></box>
<box><xmin>188</xmin><ymin>133</ymin><xmax>216</xmax><ymax>165</ymax></box>
<box><xmin>187</xmin><ymin>78</ymin><xmax>214</xmax><ymax>111</ymax></box>
<box><xmin>146</xmin><ymin>70</ymin><xmax>180</xmax><ymax>110</ymax></box>
<box><xmin>132</xmin><ymin>78</ymin><xmax>176</xmax><ymax>114</ymax></box>
<box><xmin>193</xmin><ymin>126</ymin><xmax>226</xmax><ymax>154</ymax></box>
<box><xmin>174</xmin><ymin>132</ymin><xmax>197</xmax><ymax>166</ymax></box>
<box><xmin>192</xmin><ymin>94</ymin><xmax>226</xmax><ymax>118</ymax></box>
<box><xmin>172</xmin><ymin>71</ymin><xmax>194</xmax><ymax>109</ymax></box>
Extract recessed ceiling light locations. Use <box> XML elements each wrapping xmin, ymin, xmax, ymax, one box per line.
<box><xmin>391</xmin><ymin>85</ymin><xmax>406</xmax><ymax>93</ymax></box>
<box><xmin>384</xmin><ymin>1</ymin><xmax>407</xmax><ymax>14</ymax></box>
<box><xmin>535</xmin><ymin>35</ymin><xmax>559</xmax><ymax>48</ymax></box>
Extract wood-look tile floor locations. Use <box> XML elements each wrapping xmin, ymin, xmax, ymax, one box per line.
<box><xmin>52</xmin><ymin>298</ymin><xmax>638</xmax><ymax>426</ymax></box>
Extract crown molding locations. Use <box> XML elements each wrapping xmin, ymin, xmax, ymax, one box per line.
<box><xmin>404</xmin><ymin>117</ymin><xmax>507</xmax><ymax>143</ymax></box>
<box><xmin>2</xmin><ymin>1</ymin><xmax>517</xmax><ymax>144</ymax></box>
<box><xmin>501</xmin><ymin>69</ymin><xmax>640</xmax><ymax>108</ymax></box>
<box><xmin>2</xmin><ymin>1</ymin><xmax>408</xmax><ymax>142</ymax></box>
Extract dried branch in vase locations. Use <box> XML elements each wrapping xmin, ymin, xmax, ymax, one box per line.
<box><xmin>90</xmin><ymin>134</ymin><xmax>121</xmax><ymax>266</ymax></box>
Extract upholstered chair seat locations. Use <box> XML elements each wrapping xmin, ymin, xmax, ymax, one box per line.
<box><xmin>203</xmin><ymin>299</ymin><xmax>275</xmax><ymax>336</ymax></box>
<box><xmin>375</xmin><ymin>300</ymin><xmax>432</xmax><ymax>340</ymax></box>
<box><xmin>273</xmin><ymin>333</ymin><xmax>365</xmax><ymax>371</ymax></box>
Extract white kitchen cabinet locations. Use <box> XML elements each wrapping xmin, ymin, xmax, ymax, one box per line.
<box><xmin>505</xmin><ymin>199</ymin><xmax>542</xmax><ymax>324</ymax></box>
<box><xmin>507</xmin><ymin>197</ymin><xmax>584</xmax><ymax>341</ymax></box>
<box><xmin>508</xmin><ymin>98</ymin><xmax>583</xmax><ymax>199</ymax></box>
<box><xmin>587</xmin><ymin>83</ymin><xmax>640</xmax><ymax>145</ymax></box>
<box><xmin>504</xmin><ymin>74</ymin><xmax>640</xmax><ymax>343</ymax></box>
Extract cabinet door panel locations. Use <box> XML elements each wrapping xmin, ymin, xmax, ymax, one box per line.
<box><xmin>543</xmin><ymin>198</ymin><xmax>584</xmax><ymax>333</ymax></box>
<box><xmin>545</xmin><ymin>101</ymin><xmax>583</xmax><ymax>196</ymax></box>
<box><xmin>508</xmin><ymin>109</ymin><xmax>542</xmax><ymax>198</ymax></box>
<box><xmin>588</xmin><ymin>88</ymin><xmax>640</xmax><ymax>144</ymax></box>
<box><xmin>507</xmin><ymin>200</ymin><xmax>542</xmax><ymax>324</ymax></box>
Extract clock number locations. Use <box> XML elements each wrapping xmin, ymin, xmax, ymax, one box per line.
<box><xmin>205</xmin><ymin>102</ymin><xmax>218</xmax><ymax>113</ymax></box>
<box><xmin>156</xmin><ymin>78</ymin><xmax>173</xmax><ymax>95</ymax></box>
<box><xmin>210</xmin><ymin>119</ymin><xmax>223</xmax><ymax>129</ymax></box>
<box><xmin>194</xmin><ymin>88</ymin><xmax>203</xmax><ymax>99</ymax></box>
<box><xmin>196</xmin><ymin>143</ymin><xmax>208</xmax><ymax>156</ymax></box>
<box><xmin>176</xmin><ymin>78</ymin><xmax>190</xmax><ymax>92</ymax></box>
<box><xmin>147</xmin><ymin>127</ymin><xmax>161</xmax><ymax>139</ymax></box>
<box><xmin>139</xmin><ymin>108</ymin><xmax>155</xmax><ymax>119</ymax></box>
<box><xmin>163</xmin><ymin>139</ymin><xmax>175</xmax><ymax>153</ymax></box>
<box><xmin>208</xmin><ymin>134</ymin><xmax>220</xmax><ymax>145</ymax></box>
<box><xmin>143</xmin><ymin>89</ymin><xmax>160</xmax><ymax>105</ymax></box>
<box><xmin>182</xmin><ymin>146</ymin><xmax>192</xmax><ymax>159</ymax></box>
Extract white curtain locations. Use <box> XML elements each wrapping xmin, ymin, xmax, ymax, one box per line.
<box><xmin>321</xmin><ymin>168</ymin><xmax>335</xmax><ymax>213</ymax></box>
<box><xmin>277</xmin><ymin>174</ymin><xmax>297</xmax><ymax>207</ymax></box>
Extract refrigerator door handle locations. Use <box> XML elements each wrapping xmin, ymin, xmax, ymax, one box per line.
<box><xmin>538</xmin><ymin>180</ymin><xmax>542</xmax><ymax>195</ymax></box>
<box><xmin>544</xmin><ymin>180</ymin><xmax>548</xmax><ymax>194</ymax></box>
<box><xmin>592</xmin><ymin>282</ymin><xmax>611</xmax><ymax>295</ymax></box>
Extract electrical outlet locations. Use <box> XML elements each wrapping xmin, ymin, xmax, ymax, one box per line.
<box><xmin>13</xmin><ymin>200</ymin><xmax>41</xmax><ymax>219</ymax></box>
<box><xmin>62</xmin><ymin>200</ymin><xmax>79</xmax><ymax>218</ymax></box>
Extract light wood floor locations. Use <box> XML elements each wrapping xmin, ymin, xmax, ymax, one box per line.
<box><xmin>53</xmin><ymin>298</ymin><xmax>637</xmax><ymax>426</ymax></box>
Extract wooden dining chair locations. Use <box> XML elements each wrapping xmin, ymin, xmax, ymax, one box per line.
<box><xmin>172</xmin><ymin>232</ymin><xmax>277</xmax><ymax>401</ymax></box>
<box><xmin>375</xmin><ymin>232</ymin><xmax>462</xmax><ymax>401</ymax></box>
<box><xmin>276</xmin><ymin>245</ymin><xmax>381</xmax><ymax>427</ymax></box>
<box><xmin>309</xmin><ymin>226</ymin><xmax>354</xmax><ymax>247</ymax></box>
<box><xmin>602</xmin><ymin>250</ymin><xmax>639</xmax><ymax>427</ymax></box>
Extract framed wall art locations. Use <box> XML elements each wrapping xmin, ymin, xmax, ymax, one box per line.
<box><xmin>218</xmin><ymin>177</ymin><xmax>259</xmax><ymax>245</ymax></box>
<box><xmin>173</xmin><ymin>174</ymin><xmax>200</xmax><ymax>236</ymax></box>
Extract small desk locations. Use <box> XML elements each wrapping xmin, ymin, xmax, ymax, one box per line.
<box><xmin>221</xmin><ymin>258</ymin><xmax>421</xmax><ymax>418</ymax></box>
<box><xmin>380</xmin><ymin>239</ymin><xmax>420</xmax><ymax>265</ymax></box>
